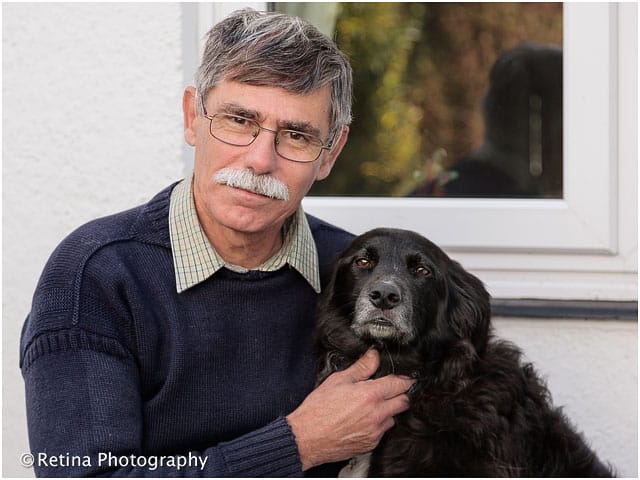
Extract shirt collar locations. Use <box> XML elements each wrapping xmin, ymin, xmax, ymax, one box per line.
<box><xmin>168</xmin><ymin>172</ymin><xmax>321</xmax><ymax>294</ymax></box>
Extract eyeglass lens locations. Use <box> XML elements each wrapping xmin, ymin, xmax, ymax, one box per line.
<box><xmin>209</xmin><ymin>113</ymin><xmax>324</xmax><ymax>162</ymax></box>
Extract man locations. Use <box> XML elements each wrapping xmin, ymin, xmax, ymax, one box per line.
<box><xmin>20</xmin><ymin>8</ymin><xmax>413</xmax><ymax>477</ymax></box>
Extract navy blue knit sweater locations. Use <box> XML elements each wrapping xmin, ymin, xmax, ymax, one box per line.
<box><xmin>20</xmin><ymin>183</ymin><xmax>353</xmax><ymax>477</ymax></box>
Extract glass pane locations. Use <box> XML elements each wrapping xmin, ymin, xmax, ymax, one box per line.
<box><xmin>278</xmin><ymin>3</ymin><xmax>563</xmax><ymax>198</ymax></box>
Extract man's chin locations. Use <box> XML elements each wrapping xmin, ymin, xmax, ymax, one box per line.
<box><xmin>214</xmin><ymin>204</ymin><xmax>290</xmax><ymax>236</ymax></box>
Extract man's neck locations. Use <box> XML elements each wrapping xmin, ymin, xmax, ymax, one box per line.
<box><xmin>201</xmin><ymin>219</ymin><xmax>284</xmax><ymax>270</ymax></box>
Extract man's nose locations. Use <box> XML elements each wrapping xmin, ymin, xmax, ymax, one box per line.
<box><xmin>242</xmin><ymin>127</ymin><xmax>280</xmax><ymax>175</ymax></box>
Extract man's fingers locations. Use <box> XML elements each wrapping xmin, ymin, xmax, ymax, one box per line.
<box><xmin>377</xmin><ymin>374</ymin><xmax>415</xmax><ymax>400</ymax></box>
<box><xmin>381</xmin><ymin>392</ymin><xmax>412</xmax><ymax>418</ymax></box>
<box><xmin>381</xmin><ymin>416</ymin><xmax>396</xmax><ymax>433</ymax></box>
<box><xmin>341</xmin><ymin>349</ymin><xmax>380</xmax><ymax>382</ymax></box>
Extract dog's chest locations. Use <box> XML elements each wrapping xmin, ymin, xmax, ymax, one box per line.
<box><xmin>339</xmin><ymin>453</ymin><xmax>372</xmax><ymax>477</ymax></box>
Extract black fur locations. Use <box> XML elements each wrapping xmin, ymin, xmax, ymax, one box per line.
<box><xmin>315</xmin><ymin>228</ymin><xmax>614</xmax><ymax>477</ymax></box>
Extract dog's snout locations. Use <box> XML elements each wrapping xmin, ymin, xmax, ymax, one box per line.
<box><xmin>369</xmin><ymin>281</ymin><xmax>402</xmax><ymax>309</ymax></box>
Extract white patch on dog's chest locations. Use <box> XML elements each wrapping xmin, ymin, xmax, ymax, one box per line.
<box><xmin>339</xmin><ymin>452</ymin><xmax>372</xmax><ymax>477</ymax></box>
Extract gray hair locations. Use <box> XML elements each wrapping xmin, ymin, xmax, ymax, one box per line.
<box><xmin>195</xmin><ymin>8</ymin><xmax>353</xmax><ymax>144</ymax></box>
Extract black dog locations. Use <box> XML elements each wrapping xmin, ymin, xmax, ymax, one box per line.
<box><xmin>315</xmin><ymin>228</ymin><xmax>613</xmax><ymax>477</ymax></box>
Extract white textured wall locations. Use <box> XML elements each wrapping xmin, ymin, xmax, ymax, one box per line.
<box><xmin>3</xmin><ymin>3</ymin><xmax>184</xmax><ymax>477</ymax></box>
<box><xmin>2</xmin><ymin>3</ymin><xmax>637</xmax><ymax>479</ymax></box>
<box><xmin>494</xmin><ymin>318</ymin><xmax>637</xmax><ymax>477</ymax></box>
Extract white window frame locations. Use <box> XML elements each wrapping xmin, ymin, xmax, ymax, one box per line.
<box><xmin>197</xmin><ymin>3</ymin><xmax>637</xmax><ymax>302</ymax></box>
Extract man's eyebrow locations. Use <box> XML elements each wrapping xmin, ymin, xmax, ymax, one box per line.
<box><xmin>217</xmin><ymin>102</ymin><xmax>323</xmax><ymax>138</ymax></box>
<box><xmin>218</xmin><ymin>103</ymin><xmax>262</xmax><ymax>120</ymax></box>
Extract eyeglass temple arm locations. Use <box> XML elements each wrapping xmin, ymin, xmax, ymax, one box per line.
<box><xmin>198</xmin><ymin>91</ymin><xmax>208</xmax><ymax>115</ymax></box>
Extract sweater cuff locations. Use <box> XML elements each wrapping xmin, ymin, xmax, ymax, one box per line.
<box><xmin>220</xmin><ymin>416</ymin><xmax>303</xmax><ymax>477</ymax></box>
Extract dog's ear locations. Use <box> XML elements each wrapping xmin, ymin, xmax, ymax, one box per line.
<box><xmin>444</xmin><ymin>260</ymin><xmax>492</xmax><ymax>354</ymax></box>
<box><xmin>317</xmin><ymin>251</ymin><xmax>363</xmax><ymax>326</ymax></box>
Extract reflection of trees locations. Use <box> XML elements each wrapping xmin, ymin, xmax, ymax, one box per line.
<box><xmin>309</xmin><ymin>3</ymin><xmax>562</xmax><ymax>197</ymax></box>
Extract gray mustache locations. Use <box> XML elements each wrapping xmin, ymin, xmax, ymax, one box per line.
<box><xmin>213</xmin><ymin>168</ymin><xmax>289</xmax><ymax>201</ymax></box>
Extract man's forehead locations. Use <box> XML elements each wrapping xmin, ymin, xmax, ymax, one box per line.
<box><xmin>206</xmin><ymin>80</ymin><xmax>332</xmax><ymax>128</ymax></box>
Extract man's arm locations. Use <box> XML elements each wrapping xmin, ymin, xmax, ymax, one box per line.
<box><xmin>22</xmin><ymin>327</ymin><xmax>303</xmax><ymax>477</ymax></box>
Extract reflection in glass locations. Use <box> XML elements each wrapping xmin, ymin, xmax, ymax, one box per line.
<box><xmin>410</xmin><ymin>43</ymin><xmax>563</xmax><ymax>197</ymax></box>
<box><xmin>288</xmin><ymin>3</ymin><xmax>564</xmax><ymax>198</ymax></box>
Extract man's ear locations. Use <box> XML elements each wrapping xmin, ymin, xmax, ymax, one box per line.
<box><xmin>316</xmin><ymin>125</ymin><xmax>349</xmax><ymax>181</ymax></box>
<box><xmin>183</xmin><ymin>86</ymin><xmax>199</xmax><ymax>146</ymax></box>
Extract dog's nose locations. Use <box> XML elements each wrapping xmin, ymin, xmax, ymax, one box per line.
<box><xmin>369</xmin><ymin>281</ymin><xmax>402</xmax><ymax>309</ymax></box>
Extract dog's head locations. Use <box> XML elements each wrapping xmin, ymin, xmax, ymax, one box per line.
<box><xmin>319</xmin><ymin>228</ymin><xmax>491</xmax><ymax>359</ymax></box>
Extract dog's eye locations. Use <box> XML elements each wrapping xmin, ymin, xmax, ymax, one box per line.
<box><xmin>414</xmin><ymin>266</ymin><xmax>431</xmax><ymax>276</ymax></box>
<box><xmin>355</xmin><ymin>257</ymin><xmax>372</xmax><ymax>269</ymax></box>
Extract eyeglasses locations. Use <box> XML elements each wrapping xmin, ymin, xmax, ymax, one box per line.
<box><xmin>200</xmin><ymin>95</ymin><xmax>333</xmax><ymax>163</ymax></box>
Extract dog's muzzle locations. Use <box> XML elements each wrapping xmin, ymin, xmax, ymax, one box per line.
<box><xmin>352</xmin><ymin>278</ymin><xmax>416</xmax><ymax>344</ymax></box>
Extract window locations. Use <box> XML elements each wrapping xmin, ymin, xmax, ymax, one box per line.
<box><xmin>192</xmin><ymin>3</ymin><xmax>637</xmax><ymax>302</ymax></box>
<box><xmin>292</xmin><ymin>3</ymin><xmax>564</xmax><ymax>199</ymax></box>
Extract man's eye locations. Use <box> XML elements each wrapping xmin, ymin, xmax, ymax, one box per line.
<box><xmin>228</xmin><ymin>115</ymin><xmax>249</xmax><ymax>126</ymax></box>
<box><xmin>283</xmin><ymin>130</ymin><xmax>311</xmax><ymax>145</ymax></box>
<box><xmin>355</xmin><ymin>257</ymin><xmax>372</xmax><ymax>269</ymax></box>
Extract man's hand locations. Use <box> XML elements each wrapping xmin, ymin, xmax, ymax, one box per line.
<box><xmin>286</xmin><ymin>349</ymin><xmax>414</xmax><ymax>471</ymax></box>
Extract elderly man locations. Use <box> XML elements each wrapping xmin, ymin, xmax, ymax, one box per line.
<box><xmin>20</xmin><ymin>8</ymin><xmax>413</xmax><ymax>477</ymax></box>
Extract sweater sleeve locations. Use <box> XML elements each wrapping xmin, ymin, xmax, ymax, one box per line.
<box><xmin>20</xmin><ymin>221</ymin><xmax>304</xmax><ymax>477</ymax></box>
<box><xmin>21</xmin><ymin>329</ymin><xmax>303</xmax><ymax>477</ymax></box>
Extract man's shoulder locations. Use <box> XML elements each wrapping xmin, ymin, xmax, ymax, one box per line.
<box><xmin>56</xmin><ymin>182</ymin><xmax>175</xmax><ymax>256</ymax></box>
<box><xmin>306</xmin><ymin>214</ymin><xmax>354</xmax><ymax>243</ymax></box>
<box><xmin>305</xmin><ymin>214</ymin><xmax>354</xmax><ymax>287</ymax></box>
<box><xmin>306</xmin><ymin>213</ymin><xmax>354</xmax><ymax>256</ymax></box>
<box><xmin>30</xmin><ymin>183</ymin><xmax>176</xmax><ymax>312</ymax></box>
<box><xmin>21</xmin><ymin>183</ymin><xmax>178</xmax><ymax>362</ymax></box>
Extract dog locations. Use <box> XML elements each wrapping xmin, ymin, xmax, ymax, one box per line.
<box><xmin>315</xmin><ymin>228</ymin><xmax>614</xmax><ymax>477</ymax></box>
